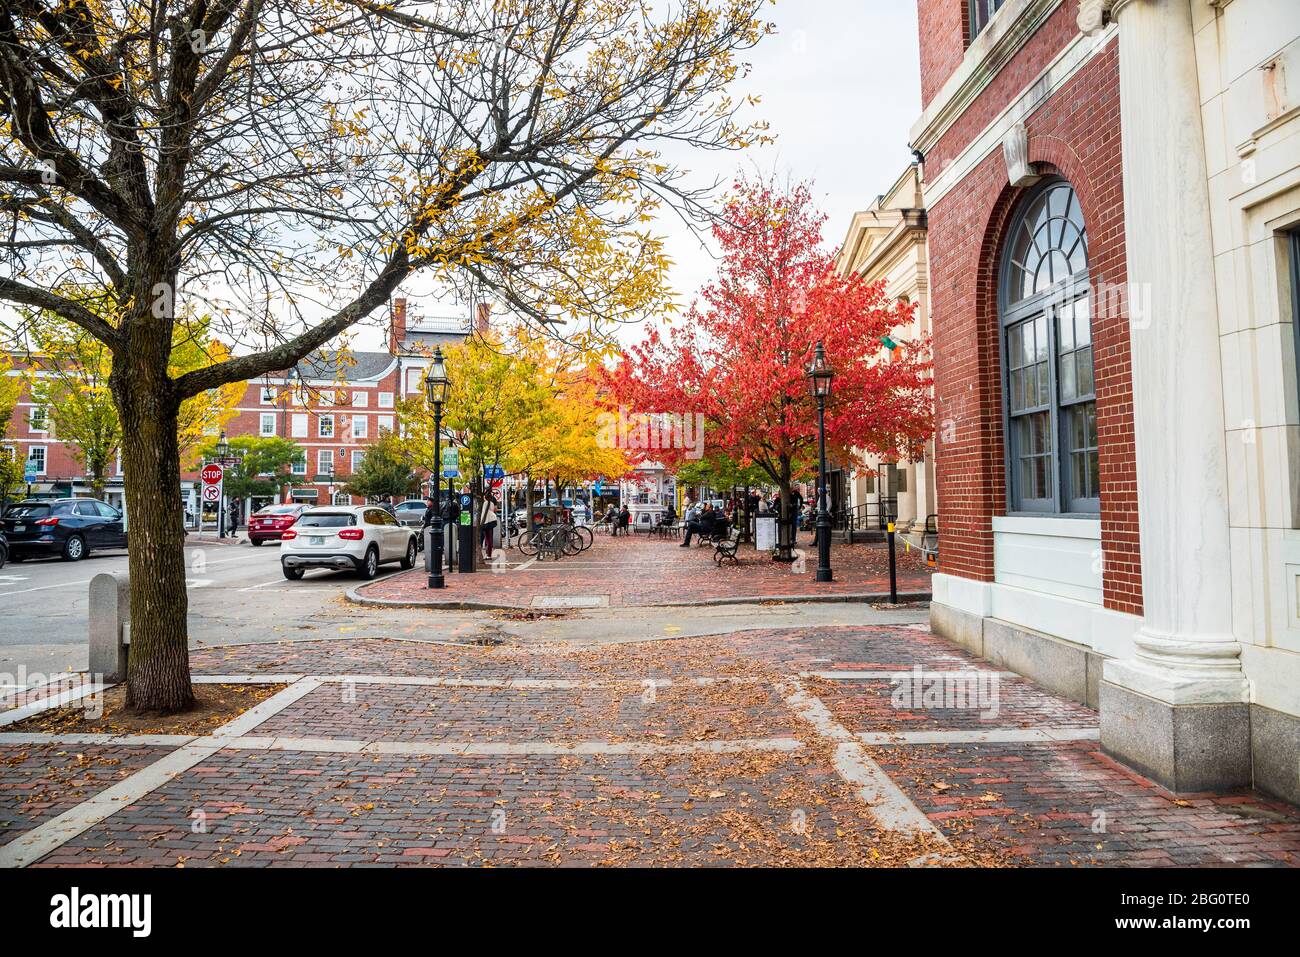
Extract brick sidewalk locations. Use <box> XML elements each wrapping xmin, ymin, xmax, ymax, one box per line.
<box><xmin>2</xmin><ymin>622</ymin><xmax>1297</xmax><ymax>868</ymax></box>
<box><xmin>355</xmin><ymin>533</ymin><xmax>933</xmax><ymax>608</ymax></box>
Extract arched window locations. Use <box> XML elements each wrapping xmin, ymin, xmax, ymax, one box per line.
<box><xmin>1001</xmin><ymin>178</ymin><xmax>1098</xmax><ymax>513</ymax></box>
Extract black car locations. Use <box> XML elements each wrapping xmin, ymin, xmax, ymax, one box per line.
<box><xmin>0</xmin><ymin>529</ymin><xmax>7</xmax><ymax>569</ymax></box>
<box><xmin>1</xmin><ymin>498</ymin><xmax>128</xmax><ymax>562</ymax></box>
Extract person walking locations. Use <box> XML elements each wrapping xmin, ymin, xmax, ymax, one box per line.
<box><xmin>480</xmin><ymin>497</ymin><xmax>499</xmax><ymax>559</ymax></box>
<box><xmin>618</xmin><ymin>504</ymin><xmax>631</xmax><ymax>536</ymax></box>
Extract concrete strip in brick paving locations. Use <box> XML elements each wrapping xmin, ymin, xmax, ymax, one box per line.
<box><xmin>305</xmin><ymin>674</ymin><xmax>764</xmax><ymax>689</ymax></box>
<box><xmin>806</xmin><ymin>670</ymin><xmax>1020</xmax><ymax>680</ymax></box>
<box><xmin>780</xmin><ymin>677</ymin><xmax>952</xmax><ymax>845</ymax></box>
<box><xmin>0</xmin><ymin>681</ymin><xmax>107</xmax><ymax>727</ymax></box>
<box><xmin>220</xmin><ymin>735</ymin><xmax>806</xmax><ymax>756</ymax></box>
<box><xmin>192</xmin><ymin>673</ymin><xmax>305</xmax><ymax>684</ymax></box>
<box><xmin>858</xmin><ymin>728</ymin><xmax>1100</xmax><ymax>745</ymax></box>
<box><xmin>0</xmin><ymin>732</ymin><xmax>196</xmax><ymax>746</ymax></box>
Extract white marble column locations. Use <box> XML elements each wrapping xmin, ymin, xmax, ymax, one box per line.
<box><xmin>1104</xmin><ymin>0</ymin><xmax>1248</xmax><ymax>707</ymax></box>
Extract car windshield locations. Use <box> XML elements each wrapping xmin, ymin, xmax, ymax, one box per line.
<box><xmin>396</xmin><ymin>502</ymin><xmax>423</xmax><ymax>510</ymax></box>
<box><xmin>260</xmin><ymin>506</ymin><xmax>299</xmax><ymax>515</ymax></box>
<box><xmin>296</xmin><ymin>513</ymin><xmax>355</xmax><ymax>528</ymax></box>
<box><xmin>5</xmin><ymin>503</ymin><xmax>50</xmax><ymax>518</ymax></box>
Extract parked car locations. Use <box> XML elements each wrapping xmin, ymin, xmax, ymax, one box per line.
<box><xmin>393</xmin><ymin>500</ymin><xmax>428</xmax><ymax>527</ymax></box>
<box><xmin>1</xmin><ymin>498</ymin><xmax>127</xmax><ymax>562</ymax></box>
<box><xmin>279</xmin><ymin>505</ymin><xmax>417</xmax><ymax>580</ymax></box>
<box><xmin>0</xmin><ymin>529</ymin><xmax>7</xmax><ymax>570</ymax></box>
<box><xmin>247</xmin><ymin>504</ymin><xmax>309</xmax><ymax>545</ymax></box>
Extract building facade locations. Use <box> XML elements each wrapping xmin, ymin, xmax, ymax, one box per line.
<box><xmin>835</xmin><ymin>163</ymin><xmax>937</xmax><ymax>540</ymax></box>
<box><xmin>4</xmin><ymin>297</ymin><xmax>472</xmax><ymax>521</ymax></box>
<box><xmin>915</xmin><ymin>0</ymin><xmax>1300</xmax><ymax>801</ymax></box>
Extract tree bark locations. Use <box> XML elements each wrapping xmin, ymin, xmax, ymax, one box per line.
<box><xmin>111</xmin><ymin>278</ymin><xmax>194</xmax><ymax>713</ymax></box>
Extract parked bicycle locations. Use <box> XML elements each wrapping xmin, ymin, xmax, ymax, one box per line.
<box><xmin>516</xmin><ymin>520</ymin><xmax>592</xmax><ymax>560</ymax></box>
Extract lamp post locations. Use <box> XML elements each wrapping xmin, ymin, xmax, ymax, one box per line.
<box><xmin>215</xmin><ymin>431</ymin><xmax>230</xmax><ymax>538</ymax></box>
<box><xmin>807</xmin><ymin>341</ymin><xmax>834</xmax><ymax>583</ymax></box>
<box><xmin>424</xmin><ymin>347</ymin><xmax>450</xmax><ymax>589</ymax></box>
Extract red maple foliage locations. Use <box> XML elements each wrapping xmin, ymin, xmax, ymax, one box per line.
<box><xmin>604</xmin><ymin>178</ymin><xmax>932</xmax><ymax>512</ymax></box>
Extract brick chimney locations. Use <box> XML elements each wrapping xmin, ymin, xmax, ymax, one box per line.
<box><xmin>389</xmin><ymin>298</ymin><xmax>407</xmax><ymax>354</ymax></box>
<box><xmin>475</xmin><ymin>302</ymin><xmax>491</xmax><ymax>335</ymax></box>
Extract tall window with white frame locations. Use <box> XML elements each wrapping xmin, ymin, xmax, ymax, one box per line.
<box><xmin>1001</xmin><ymin>178</ymin><xmax>1098</xmax><ymax>514</ymax></box>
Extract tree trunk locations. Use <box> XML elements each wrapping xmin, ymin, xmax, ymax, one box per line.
<box><xmin>112</xmin><ymin>288</ymin><xmax>194</xmax><ymax>712</ymax></box>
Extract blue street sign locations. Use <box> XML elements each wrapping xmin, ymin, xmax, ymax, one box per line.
<box><xmin>594</xmin><ymin>478</ymin><xmax>604</xmax><ymax>495</ymax></box>
<box><xmin>484</xmin><ymin>465</ymin><xmax>505</xmax><ymax>480</ymax></box>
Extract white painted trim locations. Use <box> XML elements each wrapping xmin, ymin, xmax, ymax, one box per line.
<box><xmin>991</xmin><ymin>515</ymin><xmax>1101</xmax><ymax>538</ymax></box>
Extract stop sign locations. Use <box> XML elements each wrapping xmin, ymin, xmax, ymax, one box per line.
<box><xmin>201</xmin><ymin>463</ymin><xmax>224</xmax><ymax>485</ymax></box>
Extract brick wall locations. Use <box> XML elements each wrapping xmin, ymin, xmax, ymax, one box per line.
<box><xmin>926</xmin><ymin>37</ymin><xmax>1143</xmax><ymax>615</ymax></box>
<box><xmin>917</xmin><ymin>0</ymin><xmax>969</xmax><ymax>109</ymax></box>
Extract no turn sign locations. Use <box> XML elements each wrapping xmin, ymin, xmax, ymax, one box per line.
<box><xmin>201</xmin><ymin>485</ymin><xmax>221</xmax><ymax>502</ymax></box>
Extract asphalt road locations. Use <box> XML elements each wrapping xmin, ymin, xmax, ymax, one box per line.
<box><xmin>0</xmin><ymin>539</ymin><xmax>412</xmax><ymax>683</ymax></box>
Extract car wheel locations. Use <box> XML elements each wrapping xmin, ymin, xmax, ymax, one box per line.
<box><xmin>282</xmin><ymin>564</ymin><xmax>304</xmax><ymax>581</ymax></box>
<box><xmin>400</xmin><ymin>538</ymin><xmax>417</xmax><ymax>570</ymax></box>
<box><xmin>251</xmin><ymin>538</ymin><xmax>264</xmax><ymax>547</ymax></box>
<box><xmin>62</xmin><ymin>535</ymin><xmax>86</xmax><ymax>562</ymax></box>
<box><xmin>357</xmin><ymin>546</ymin><xmax>379</xmax><ymax>580</ymax></box>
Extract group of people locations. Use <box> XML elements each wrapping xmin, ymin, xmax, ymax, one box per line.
<box><xmin>418</xmin><ymin>490</ymin><xmax>500</xmax><ymax>559</ymax></box>
<box><xmin>679</xmin><ymin>501</ymin><xmax>728</xmax><ymax>547</ymax></box>
<box><xmin>601</xmin><ymin>503</ymin><xmax>633</xmax><ymax>535</ymax></box>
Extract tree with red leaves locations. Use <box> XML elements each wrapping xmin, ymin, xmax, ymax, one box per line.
<box><xmin>605</xmin><ymin>178</ymin><xmax>932</xmax><ymax>545</ymax></box>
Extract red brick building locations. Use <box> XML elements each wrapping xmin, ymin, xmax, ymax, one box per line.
<box><xmin>3</xmin><ymin>298</ymin><xmax>471</xmax><ymax>518</ymax></box>
<box><xmin>188</xmin><ymin>298</ymin><xmax>472</xmax><ymax>519</ymax></box>
<box><xmin>913</xmin><ymin>0</ymin><xmax>1300</xmax><ymax>800</ymax></box>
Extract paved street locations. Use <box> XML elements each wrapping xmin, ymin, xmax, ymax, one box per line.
<box><xmin>0</xmin><ymin>538</ymin><xmax>412</xmax><ymax>681</ymax></box>
<box><xmin>1</xmin><ymin>535</ymin><xmax>1296</xmax><ymax>868</ymax></box>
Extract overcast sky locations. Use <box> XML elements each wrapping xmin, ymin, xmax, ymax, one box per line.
<box><xmin>656</xmin><ymin>0</ymin><xmax>922</xmax><ymax>319</ymax></box>
<box><xmin>394</xmin><ymin>0</ymin><xmax>924</xmax><ymax>350</ymax></box>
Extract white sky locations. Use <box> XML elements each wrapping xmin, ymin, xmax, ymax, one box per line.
<box><xmin>389</xmin><ymin>0</ymin><xmax>923</xmax><ymax>351</ymax></box>
<box><xmin>656</xmin><ymin>0</ymin><xmax>922</xmax><ymax>323</ymax></box>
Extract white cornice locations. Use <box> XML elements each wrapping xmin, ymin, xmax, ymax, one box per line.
<box><xmin>920</xmin><ymin>20</ymin><xmax>1118</xmax><ymax>209</ymax></box>
<box><xmin>910</xmin><ymin>0</ymin><xmax>1065</xmax><ymax>156</ymax></box>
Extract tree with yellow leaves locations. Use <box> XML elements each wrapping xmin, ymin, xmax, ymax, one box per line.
<box><xmin>0</xmin><ymin>351</ymin><xmax>24</xmax><ymax>509</ymax></box>
<box><xmin>0</xmin><ymin>0</ymin><xmax>770</xmax><ymax>711</ymax></box>
<box><xmin>517</xmin><ymin>367</ymin><xmax>630</xmax><ymax>497</ymax></box>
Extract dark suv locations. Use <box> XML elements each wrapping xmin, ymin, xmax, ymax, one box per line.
<box><xmin>1</xmin><ymin>498</ymin><xmax>128</xmax><ymax>562</ymax></box>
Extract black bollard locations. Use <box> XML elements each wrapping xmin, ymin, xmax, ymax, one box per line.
<box><xmin>887</xmin><ymin>521</ymin><xmax>898</xmax><ymax>604</ymax></box>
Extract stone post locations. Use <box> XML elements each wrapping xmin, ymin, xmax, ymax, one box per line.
<box><xmin>88</xmin><ymin>572</ymin><xmax>129</xmax><ymax>682</ymax></box>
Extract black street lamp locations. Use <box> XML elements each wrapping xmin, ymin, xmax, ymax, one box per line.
<box><xmin>424</xmin><ymin>347</ymin><xmax>450</xmax><ymax>589</ymax></box>
<box><xmin>807</xmin><ymin>341</ymin><xmax>835</xmax><ymax>583</ymax></box>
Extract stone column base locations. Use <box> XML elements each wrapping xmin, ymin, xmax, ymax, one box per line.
<box><xmin>1099</xmin><ymin>680</ymin><xmax>1250</xmax><ymax>793</ymax></box>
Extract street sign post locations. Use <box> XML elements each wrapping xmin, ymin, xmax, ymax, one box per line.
<box><xmin>200</xmin><ymin>463</ymin><xmax>224</xmax><ymax>536</ymax></box>
<box><xmin>441</xmin><ymin>447</ymin><xmax>459</xmax><ymax>478</ymax></box>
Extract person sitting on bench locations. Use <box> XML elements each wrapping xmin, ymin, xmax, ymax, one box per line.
<box><xmin>680</xmin><ymin>504</ymin><xmax>725</xmax><ymax>547</ymax></box>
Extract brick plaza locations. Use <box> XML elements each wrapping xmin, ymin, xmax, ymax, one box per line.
<box><xmin>3</xmin><ymin>574</ymin><xmax>1297</xmax><ymax>867</ymax></box>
